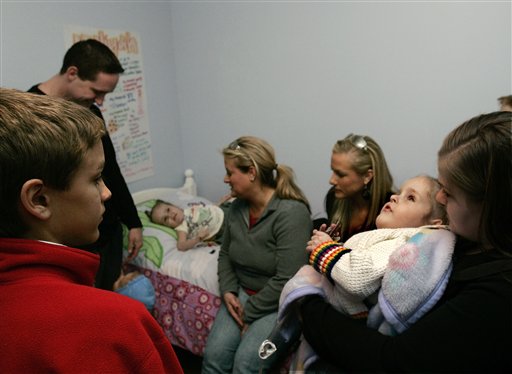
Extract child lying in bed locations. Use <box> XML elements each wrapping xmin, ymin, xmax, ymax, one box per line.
<box><xmin>259</xmin><ymin>175</ymin><xmax>451</xmax><ymax>368</ymax></box>
<box><xmin>147</xmin><ymin>195</ymin><xmax>231</xmax><ymax>251</ymax></box>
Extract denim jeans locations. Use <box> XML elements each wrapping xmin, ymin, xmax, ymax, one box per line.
<box><xmin>202</xmin><ymin>288</ymin><xmax>279</xmax><ymax>374</ymax></box>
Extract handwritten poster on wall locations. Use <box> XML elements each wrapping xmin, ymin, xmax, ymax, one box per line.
<box><xmin>64</xmin><ymin>25</ymin><xmax>154</xmax><ymax>182</ymax></box>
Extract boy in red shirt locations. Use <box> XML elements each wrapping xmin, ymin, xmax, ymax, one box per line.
<box><xmin>0</xmin><ymin>88</ymin><xmax>183</xmax><ymax>374</ymax></box>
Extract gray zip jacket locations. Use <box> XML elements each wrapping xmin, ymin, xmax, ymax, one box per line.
<box><xmin>218</xmin><ymin>195</ymin><xmax>312</xmax><ymax>323</ymax></box>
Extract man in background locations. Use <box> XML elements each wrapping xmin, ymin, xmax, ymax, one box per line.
<box><xmin>498</xmin><ymin>95</ymin><xmax>512</xmax><ymax>112</ymax></box>
<box><xmin>28</xmin><ymin>39</ymin><xmax>143</xmax><ymax>290</ymax></box>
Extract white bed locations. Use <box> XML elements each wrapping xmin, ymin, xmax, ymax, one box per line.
<box><xmin>123</xmin><ymin>169</ymin><xmax>221</xmax><ymax>356</ymax></box>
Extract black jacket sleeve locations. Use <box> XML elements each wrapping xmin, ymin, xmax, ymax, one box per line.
<box><xmin>300</xmin><ymin>254</ymin><xmax>512</xmax><ymax>373</ymax></box>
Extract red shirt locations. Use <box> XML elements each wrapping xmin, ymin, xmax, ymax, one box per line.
<box><xmin>0</xmin><ymin>238</ymin><xmax>183</xmax><ymax>374</ymax></box>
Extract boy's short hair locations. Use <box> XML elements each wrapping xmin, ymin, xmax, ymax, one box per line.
<box><xmin>60</xmin><ymin>39</ymin><xmax>124</xmax><ymax>81</ymax></box>
<box><xmin>0</xmin><ymin>87</ymin><xmax>105</xmax><ymax>237</ymax></box>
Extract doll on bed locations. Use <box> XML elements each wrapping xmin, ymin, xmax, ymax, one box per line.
<box><xmin>114</xmin><ymin>271</ymin><xmax>156</xmax><ymax>311</ymax></box>
<box><xmin>147</xmin><ymin>194</ymin><xmax>232</xmax><ymax>251</ymax></box>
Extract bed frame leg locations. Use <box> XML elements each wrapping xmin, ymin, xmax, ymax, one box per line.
<box><xmin>183</xmin><ymin>169</ymin><xmax>197</xmax><ymax>196</ymax></box>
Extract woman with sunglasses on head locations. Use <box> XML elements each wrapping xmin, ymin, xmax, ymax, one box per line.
<box><xmin>318</xmin><ymin>134</ymin><xmax>395</xmax><ymax>243</ymax></box>
<box><xmin>202</xmin><ymin>136</ymin><xmax>312</xmax><ymax>374</ymax></box>
<box><xmin>299</xmin><ymin>112</ymin><xmax>512</xmax><ymax>373</ymax></box>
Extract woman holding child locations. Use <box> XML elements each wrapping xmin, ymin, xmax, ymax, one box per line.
<box><xmin>261</xmin><ymin>174</ymin><xmax>449</xmax><ymax>370</ymax></box>
<box><xmin>299</xmin><ymin>111</ymin><xmax>512</xmax><ymax>372</ymax></box>
<box><xmin>202</xmin><ymin>136</ymin><xmax>312</xmax><ymax>374</ymax></box>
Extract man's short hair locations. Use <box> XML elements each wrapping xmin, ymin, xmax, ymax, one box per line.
<box><xmin>0</xmin><ymin>88</ymin><xmax>105</xmax><ymax>237</ymax></box>
<box><xmin>498</xmin><ymin>95</ymin><xmax>512</xmax><ymax>107</ymax></box>
<box><xmin>59</xmin><ymin>39</ymin><xmax>124</xmax><ymax>81</ymax></box>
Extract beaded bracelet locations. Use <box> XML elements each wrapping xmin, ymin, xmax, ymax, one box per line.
<box><xmin>309</xmin><ymin>241</ymin><xmax>339</xmax><ymax>266</ymax></box>
<box><xmin>310</xmin><ymin>240</ymin><xmax>351</xmax><ymax>279</ymax></box>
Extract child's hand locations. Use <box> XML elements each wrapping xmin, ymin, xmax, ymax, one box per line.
<box><xmin>306</xmin><ymin>230</ymin><xmax>333</xmax><ymax>253</ymax></box>
<box><xmin>197</xmin><ymin>228</ymin><xmax>209</xmax><ymax>241</ymax></box>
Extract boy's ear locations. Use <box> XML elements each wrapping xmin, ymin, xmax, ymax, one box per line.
<box><xmin>19</xmin><ymin>179</ymin><xmax>51</xmax><ymax>220</ymax></box>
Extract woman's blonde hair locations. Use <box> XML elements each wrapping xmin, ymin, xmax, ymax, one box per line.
<box><xmin>223</xmin><ymin>136</ymin><xmax>310</xmax><ymax>211</ymax></box>
<box><xmin>330</xmin><ymin>134</ymin><xmax>394</xmax><ymax>240</ymax></box>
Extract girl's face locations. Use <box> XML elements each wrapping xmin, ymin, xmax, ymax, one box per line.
<box><xmin>329</xmin><ymin>151</ymin><xmax>372</xmax><ymax>200</ymax></box>
<box><xmin>376</xmin><ymin>176</ymin><xmax>440</xmax><ymax>229</ymax></box>
<box><xmin>151</xmin><ymin>203</ymin><xmax>184</xmax><ymax>228</ymax></box>
<box><xmin>436</xmin><ymin>172</ymin><xmax>483</xmax><ymax>242</ymax></box>
<box><xmin>223</xmin><ymin>157</ymin><xmax>253</xmax><ymax>199</ymax></box>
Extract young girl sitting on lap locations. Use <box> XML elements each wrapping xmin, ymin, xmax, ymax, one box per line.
<box><xmin>261</xmin><ymin>175</ymin><xmax>450</xmax><ymax>368</ymax></box>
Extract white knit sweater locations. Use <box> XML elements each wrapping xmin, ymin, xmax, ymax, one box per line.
<box><xmin>326</xmin><ymin>227</ymin><xmax>425</xmax><ymax>315</ymax></box>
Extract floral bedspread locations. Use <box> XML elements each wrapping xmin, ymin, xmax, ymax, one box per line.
<box><xmin>137</xmin><ymin>267</ymin><xmax>221</xmax><ymax>356</ymax></box>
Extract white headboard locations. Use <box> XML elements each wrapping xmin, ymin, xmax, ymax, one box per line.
<box><xmin>132</xmin><ymin>169</ymin><xmax>197</xmax><ymax>205</ymax></box>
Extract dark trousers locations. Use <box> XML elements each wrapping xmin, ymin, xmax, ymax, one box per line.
<box><xmin>306</xmin><ymin>359</ymin><xmax>346</xmax><ymax>374</ymax></box>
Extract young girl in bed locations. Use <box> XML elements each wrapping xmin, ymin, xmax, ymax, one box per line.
<box><xmin>260</xmin><ymin>175</ymin><xmax>449</xmax><ymax>368</ymax></box>
<box><xmin>147</xmin><ymin>195</ymin><xmax>231</xmax><ymax>251</ymax></box>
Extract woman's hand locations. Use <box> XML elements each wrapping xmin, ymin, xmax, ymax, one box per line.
<box><xmin>223</xmin><ymin>292</ymin><xmax>245</xmax><ymax>329</ymax></box>
<box><xmin>306</xmin><ymin>230</ymin><xmax>333</xmax><ymax>253</ymax></box>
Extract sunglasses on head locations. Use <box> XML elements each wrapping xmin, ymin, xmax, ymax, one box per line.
<box><xmin>347</xmin><ymin>134</ymin><xmax>368</xmax><ymax>152</ymax></box>
<box><xmin>228</xmin><ymin>141</ymin><xmax>241</xmax><ymax>151</ymax></box>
